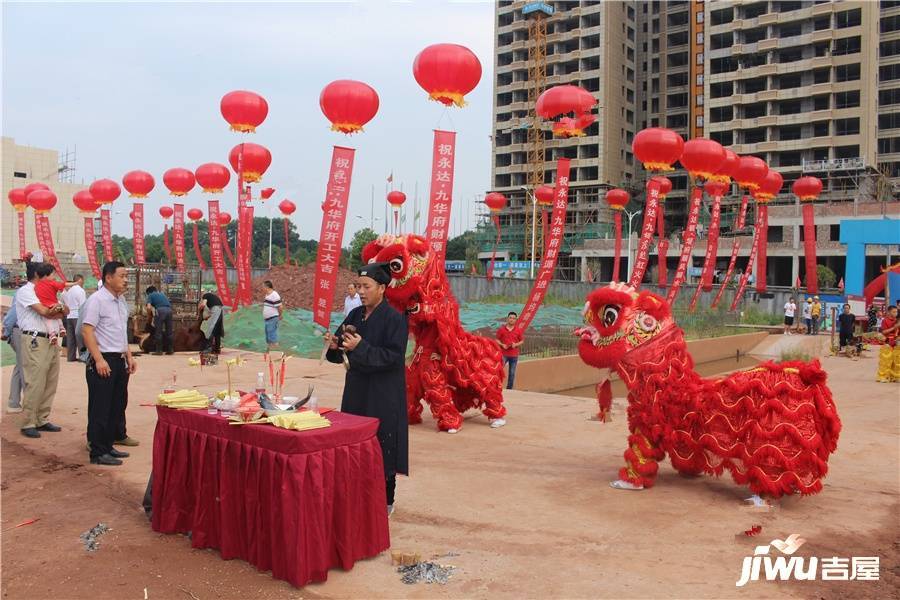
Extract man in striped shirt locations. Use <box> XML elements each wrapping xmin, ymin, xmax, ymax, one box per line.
<box><xmin>261</xmin><ymin>280</ymin><xmax>283</xmax><ymax>350</ymax></box>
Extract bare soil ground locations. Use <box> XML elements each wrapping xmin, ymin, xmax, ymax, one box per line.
<box><xmin>1</xmin><ymin>344</ymin><xmax>897</xmax><ymax>599</ymax></box>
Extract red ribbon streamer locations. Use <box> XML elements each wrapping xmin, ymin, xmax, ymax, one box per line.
<box><xmin>36</xmin><ymin>214</ymin><xmax>65</xmax><ymax>280</ymax></box>
<box><xmin>17</xmin><ymin>211</ymin><xmax>26</xmax><ymax>259</ymax></box>
<box><xmin>424</xmin><ymin>130</ymin><xmax>456</xmax><ymax>264</ymax></box>
<box><xmin>612</xmin><ymin>210</ymin><xmax>623</xmax><ymax>282</ymax></box>
<box><xmin>173</xmin><ymin>204</ymin><xmax>186</xmax><ymax>272</ymax></box>
<box><xmin>541</xmin><ymin>209</ymin><xmax>549</xmax><ymax>259</ymax></box>
<box><xmin>802</xmin><ymin>202</ymin><xmax>818</xmax><ymax>293</ymax></box>
<box><xmin>163</xmin><ymin>224</ymin><xmax>172</xmax><ymax>264</ymax></box>
<box><xmin>711</xmin><ymin>239</ymin><xmax>741</xmax><ymax>309</ymax></box>
<box><xmin>222</xmin><ymin>231</ymin><xmax>237</xmax><ymax>268</ymax></box>
<box><xmin>206</xmin><ymin>200</ymin><xmax>232</xmax><ymax>305</ymax></box>
<box><xmin>192</xmin><ymin>222</ymin><xmax>207</xmax><ymax>269</ymax></box>
<box><xmin>132</xmin><ymin>203</ymin><xmax>145</xmax><ymax>265</ymax></box>
<box><xmin>515</xmin><ymin>158</ymin><xmax>570</xmax><ymax>334</ymax></box>
<box><xmin>736</xmin><ymin>194</ymin><xmax>749</xmax><ymax>229</ymax></box>
<box><xmin>731</xmin><ymin>218</ymin><xmax>761</xmax><ymax>311</ymax></box>
<box><xmin>688</xmin><ymin>192</ymin><xmax>725</xmax><ymax>312</ymax></box>
<box><xmin>755</xmin><ymin>203</ymin><xmax>768</xmax><ymax>293</ymax></box>
<box><xmin>283</xmin><ymin>219</ymin><xmax>291</xmax><ymax>265</ymax></box>
<box><xmin>83</xmin><ymin>216</ymin><xmax>101</xmax><ymax>279</ymax></box>
<box><xmin>100</xmin><ymin>209</ymin><xmax>113</xmax><ymax>262</ymax></box>
<box><xmin>487</xmin><ymin>214</ymin><xmax>500</xmax><ymax>281</ymax></box>
<box><xmin>628</xmin><ymin>178</ymin><xmax>660</xmax><ymax>287</ymax></box>
<box><xmin>312</xmin><ymin>146</ymin><xmax>355</xmax><ymax>329</ymax></box>
<box><xmin>666</xmin><ymin>186</ymin><xmax>703</xmax><ymax>305</ymax></box>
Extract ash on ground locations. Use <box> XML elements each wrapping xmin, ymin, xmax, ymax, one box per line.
<box><xmin>79</xmin><ymin>523</ymin><xmax>111</xmax><ymax>552</ymax></box>
<box><xmin>398</xmin><ymin>561</ymin><xmax>455</xmax><ymax>585</ymax></box>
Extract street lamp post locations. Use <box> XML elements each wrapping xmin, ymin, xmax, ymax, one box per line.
<box><xmin>624</xmin><ymin>208</ymin><xmax>642</xmax><ymax>283</ymax></box>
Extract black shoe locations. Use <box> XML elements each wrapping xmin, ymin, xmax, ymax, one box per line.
<box><xmin>21</xmin><ymin>427</ymin><xmax>41</xmax><ymax>439</ymax></box>
<box><xmin>165</xmin><ymin>351</ymin><xmax>174</xmax><ymax>355</ymax></box>
<box><xmin>108</xmin><ymin>448</ymin><xmax>130</xmax><ymax>459</ymax></box>
<box><xmin>90</xmin><ymin>454</ymin><xmax>123</xmax><ymax>466</ymax></box>
<box><xmin>152</xmin><ymin>352</ymin><xmax>163</xmax><ymax>356</ymax></box>
<box><xmin>37</xmin><ymin>422</ymin><xmax>62</xmax><ymax>432</ymax></box>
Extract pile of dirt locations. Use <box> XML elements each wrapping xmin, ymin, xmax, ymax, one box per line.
<box><xmin>252</xmin><ymin>263</ymin><xmax>357</xmax><ymax>311</ymax></box>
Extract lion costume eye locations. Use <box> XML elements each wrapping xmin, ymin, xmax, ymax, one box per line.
<box><xmin>389</xmin><ymin>258</ymin><xmax>404</xmax><ymax>273</ymax></box>
<box><xmin>600</xmin><ymin>305</ymin><xmax>619</xmax><ymax>328</ymax></box>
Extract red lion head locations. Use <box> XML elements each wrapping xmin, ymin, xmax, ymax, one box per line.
<box><xmin>361</xmin><ymin>234</ymin><xmax>431</xmax><ymax>311</ymax></box>
<box><xmin>575</xmin><ymin>282</ymin><xmax>674</xmax><ymax>369</ymax></box>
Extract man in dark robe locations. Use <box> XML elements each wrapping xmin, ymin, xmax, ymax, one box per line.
<box><xmin>326</xmin><ymin>262</ymin><xmax>409</xmax><ymax>516</ymax></box>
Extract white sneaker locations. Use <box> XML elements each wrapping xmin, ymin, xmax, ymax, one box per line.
<box><xmin>6</xmin><ymin>406</ymin><xmax>22</xmax><ymax>414</ymax></box>
<box><xmin>490</xmin><ymin>418</ymin><xmax>507</xmax><ymax>428</ymax></box>
<box><xmin>387</xmin><ymin>504</ymin><xmax>394</xmax><ymax>517</ymax></box>
<box><xmin>609</xmin><ymin>479</ymin><xmax>643</xmax><ymax>490</ymax></box>
<box><xmin>446</xmin><ymin>428</ymin><xmax>458</xmax><ymax>434</ymax></box>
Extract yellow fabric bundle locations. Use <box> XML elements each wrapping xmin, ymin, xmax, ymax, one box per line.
<box><xmin>157</xmin><ymin>389</ymin><xmax>210</xmax><ymax>409</ymax></box>
<box><xmin>267</xmin><ymin>411</ymin><xmax>331</xmax><ymax>432</ymax></box>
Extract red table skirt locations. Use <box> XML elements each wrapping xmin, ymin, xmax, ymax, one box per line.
<box><xmin>151</xmin><ymin>408</ymin><xmax>390</xmax><ymax>587</ymax></box>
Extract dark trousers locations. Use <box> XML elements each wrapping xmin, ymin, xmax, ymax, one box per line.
<box><xmin>65</xmin><ymin>318</ymin><xmax>78</xmax><ymax>361</ymax></box>
<box><xmin>386</xmin><ymin>474</ymin><xmax>396</xmax><ymax>506</ymax></box>
<box><xmin>154</xmin><ymin>307</ymin><xmax>174</xmax><ymax>353</ymax></box>
<box><xmin>504</xmin><ymin>356</ymin><xmax>518</xmax><ymax>389</ymax></box>
<box><xmin>87</xmin><ymin>354</ymin><xmax>129</xmax><ymax>458</ymax></box>
<box><xmin>839</xmin><ymin>331</ymin><xmax>852</xmax><ymax>348</ymax></box>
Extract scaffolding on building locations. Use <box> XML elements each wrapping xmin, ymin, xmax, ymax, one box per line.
<box><xmin>56</xmin><ymin>146</ymin><xmax>76</xmax><ymax>183</ymax></box>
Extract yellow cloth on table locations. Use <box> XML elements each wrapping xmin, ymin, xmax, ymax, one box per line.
<box><xmin>267</xmin><ymin>411</ymin><xmax>331</xmax><ymax>432</ymax></box>
<box><xmin>157</xmin><ymin>389</ymin><xmax>210</xmax><ymax>409</ymax></box>
<box><xmin>876</xmin><ymin>345</ymin><xmax>900</xmax><ymax>383</ymax></box>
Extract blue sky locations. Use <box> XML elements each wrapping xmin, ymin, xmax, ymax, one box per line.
<box><xmin>2</xmin><ymin>0</ymin><xmax>496</xmax><ymax>243</ymax></box>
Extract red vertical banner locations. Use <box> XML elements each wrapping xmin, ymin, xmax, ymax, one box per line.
<box><xmin>515</xmin><ymin>158</ymin><xmax>570</xmax><ymax>334</ymax></box>
<box><xmin>487</xmin><ymin>215</ymin><xmax>501</xmax><ymax>281</ymax></box>
<box><xmin>700</xmin><ymin>195</ymin><xmax>722</xmax><ymax>291</ymax></box>
<box><xmin>666</xmin><ymin>186</ymin><xmax>703</xmax><ymax>305</ymax></box>
<box><xmin>736</xmin><ymin>194</ymin><xmax>749</xmax><ymax>229</ymax></box>
<box><xmin>612</xmin><ymin>210</ymin><xmax>623</xmax><ymax>282</ymax></box>
<box><xmin>100</xmin><ymin>208</ymin><xmax>113</xmax><ymax>262</ymax></box>
<box><xmin>206</xmin><ymin>200</ymin><xmax>232</xmax><ymax>305</ymax></box>
<box><xmin>222</xmin><ymin>232</ymin><xmax>236</xmax><ymax>268</ymax></box>
<box><xmin>802</xmin><ymin>202</ymin><xmax>818</xmax><ymax>294</ymax></box>
<box><xmin>34</xmin><ymin>213</ymin><xmax>47</xmax><ymax>253</ymax></box>
<box><xmin>711</xmin><ymin>239</ymin><xmax>741</xmax><ymax>309</ymax></box>
<box><xmin>755</xmin><ymin>203</ymin><xmax>769</xmax><ymax>293</ymax></box>
<box><xmin>17</xmin><ymin>211</ymin><xmax>26</xmax><ymax>259</ymax></box>
<box><xmin>241</xmin><ymin>205</ymin><xmax>254</xmax><ymax>304</ymax></box>
<box><xmin>283</xmin><ymin>219</ymin><xmax>291</xmax><ymax>265</ymax></box>
<box><xmin>84</xmin><ymin>216</ymin><xmax>101</xmax><ymax>280</ymax></box>
<box><xmin>628</xmin><ymin>178</ymin><xmax>660</xmax><ymax>287</ymax></box>
<box><xmin>657</xmin><ymin>202</ymin><xmax>668</xmax><ymax>287</ymax></box>
<box><xmin>730</xmin><ymin>223</ymin><xmax>760</xmax><ymax>311</ymax></box>
<box><xmin>173</xmin><ymin>203</ymin><xmax>186</xmax><ymax>272</ymax></box>
<box><xmin>424</xmin><ymin>130</ymin><xmax>456</xmax><ymax>264</ymax></box>
<box><xmin>37</xmin><ymin>215</ymin><xmax>65</xmax><ymax>279</ymax></box>
<box><xmin>133</xmin><ymin>203</ymin><xmax>145</xmax><ymax>265</ymax></box>
<box><xmin>313</xmin><ymin>146</ymin><xmax>355</xmax><ymax>330</ymax></box>
<box><xmin>541</xmin><ymin>209</ymin><xmax>549</xmax><ymax>258</ymax></box>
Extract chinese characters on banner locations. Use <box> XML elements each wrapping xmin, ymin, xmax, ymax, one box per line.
<box><xmin>34</xmin><ymin>214</ymin><xmax>47</xmax><ymax>255</ymax></box>
<box><xmin>730</xmin><ymin>221</ymin><xmax>760</xmax><ymax>311</ymax></box>
<box><xmin>802</xmin><ymin>202</ymin><xmax>819</xmax><ymax>294</ymax></box>
<box><xmin>755</xmin><ymin>203</ymin><xmax>769</xmax><ymax>293</ymax></box>
<box><xmin>515</xmin><ymin>159</ymin><xmax>570</xmax><ymax>334</ymax></box>
<box><xmin>628</xmin><ymin>178</ymin><xmax>661</xmax><ymax>287</ymax></box>
<box><xmin>235</xmin><ymin>205</ymin><xmax>254</xmax><ymax>307</ymax></box>
<box><xmin>36</xmin><ymin>215</ymin><xmax>65</xmax><ymax>280</ymax></box>
<box><xmin>666</xmin><ymin>186</ymin><xmax>703</xmax><ymax>304</ymax></box>
<box><xmin>736</xmin><ymin>194</ymin><xmax>749</xmax><ymax>230</ymax></box>
<box><xmin>424</xmin><ymin>130</ymin><xmax>456</xmax><ymax>264</ymax></box>
<box><xmin>173</xmin><ymin>203</ymin><xmax>186</xmax><ymax>272</ymax></box>
<box><xmin>133</xmin><ymin>203</ymin><xmax>145</xmax><ymax>265</ymax></box>
<box><xmin>83</xmin><ymin>216</ymin><xmax>101</xmax><ymax>280</ymax></box>
<box><xmin>17</xmin><ymin>212</ymin><xmax>26</xmax><ymax>259</ymax></box>
<box><xmin>688</xmin><ymin>190</ymin><xmax>724</xmax><ymax>311</ymax></box>
<box><xmin>206</xmin><ymin>200</ymin><xmax>232</xmax><ymax>305</ymax></box>
<box><xmin>100</xmin><ymin>208</ymin><xmax>113</xmax><ymax>262</ymax></box>
<box><xmin>313</xmin><ymin>146</ymin><xmax>356</xmax><ymax>329</ymax></box>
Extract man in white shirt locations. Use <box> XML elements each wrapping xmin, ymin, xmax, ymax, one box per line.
<box><xmin>343</xmin><ymin>283</ymin><xmax>362</xmax><ymax>316</ymax></box>
<box><xmin>17</xmin><ymin>262</ymin><xmax>67</xmax><ymax>438</ymax></box>
<box><xmin>261</xmin><ymin>280</ymin><xmax>283</xmax><ymax>350</ymax></box>
<box><xmin>783</xmin><ymin>296</ymin><xmax>797</xmax><ymax>335</ymax></box>
<box><xmin>62</xmin><ymin>274</ymin><xmax>86</xmax><ymax>362</ymax></box>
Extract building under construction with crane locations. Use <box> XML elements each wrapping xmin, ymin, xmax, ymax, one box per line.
<box><xmin>486</xmin><ymin>0</ymin><xmax>898</xmax><ymax>287</ymax></box>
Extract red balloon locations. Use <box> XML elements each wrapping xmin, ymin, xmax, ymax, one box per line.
<box><xmin>713</xmin><ymin>148</ymin><xmax>740</xmax><ymax>182</ymax></box>
<box><xmin>704</xmin><ymin>180</ymin><xmax>730</xmax><ymax>197</ymax></box>
<box><xmin>163</xmin><ymin>168</ymin><xmax>196</xmax><ymax>196</ymax></box>
<box><xmin>8</xmin><ymin>188</ymin><xmax>27</xmax><ymax>210</ymax></box>
<box><xmin>129</xmin><ymin>211</ymin><xmax>135</xmax><ymax>220</ymax></box>
<box><xmin>278</xmin><ymin>199</ymin><xmax>296</xmax><ymax>216</ymax></box>
<box><xmin>651</xmin><ymin>176</ymin><xmax>673</xmax><ymax>197</ymax></box>
<box><xmin>23</xmin><ymin>182</ymin><xmax>50</xmax><ymax>198</ymax></box>
<box><xmin>632</xmin><ymin>128</ymin><xmax>684</xmax><ymax>171</ymax></box>
<box><xmin>732</xmin><ymin>156</ymin><xmax>769</xmax><ymax>191</ymax></box>
<box><xmin>319</xmin><ymin>80</ymin><xmax>379</xmax><ymax>134</ymax></box>
<box><xmin>195</xmin><ymin>163</ymin><xmax>231</xmax><ymax>193</ymax></box>
<box><xmin>187</xmin><ymin>208</ymin><xmax>204</xmax><ymax>221</ymax></box>
<box><xmin>605</xmin><ymin>189</ymin><xmax>630</xmax><ymax>210</ymax></box>
<box><xmin>756</xmin><ymin>170</ymin><xmax>784</xmax><ymax>201</ymax></box>
<box><xmin>386</xmin><ymin>191</ymin><xmax>406</xmax><ymax>207</ymax></box>
<box><xmin>122</xmin><ymin>170</ymin><xmax>155</xmax><ymax>198</ymax></box>
<box><xmin>792</xmin><ymin>176</ymin><xmax>823</xmax><ymax>201</ymax></box>
<box><xmin>260</xmin><ymin>187</ymin><xmax>275</xmax><ymax>200</ymax></box>
<box><xmin>27</xmin><ymin>189</ymin><xmax>57</xmax><ymax>213</ymax></box>
<box><xmin>218</xmin><ymin>212</ymin><xmax>232</xmax><ymax>226</ymax></box>
<box><xmin>534</xmin><ymin>185</ymin><xmax>555</xmax><ymax>206</ymax></box>
<box><xmin>413</xmin><ymin>44</ymin><xmax>482</xmax><ymax>107</ymax></box>
<box><xmin>679</xmin><ymin>138</ymin><xmax>726</xmax><ymax>181</ymax></box>
<box><xmin>484</xmin><ymin>192</ymin><xmax>507</xmax><ymax>213</ymax></box>
<box><xmin>73</xmin><ymin>190</ymin><xmax>99</xmax><ymax>213</ymax></box>
<box><xmin>89</xmin><ymin>179</ymin><xmax>122</xmax><ymax>204</ymax></box>
<box><xmin>159</xmin><ymin>206</ymin><xmax>174</xmax><ymax>219</ymax></box>
<box><xmin>536</xmin><ymin>85</ymin><xmax>598</xmax><ymax>137</ymax></box>
<box><xmin>228</xmin><ymin>143</ymin><xmax>271</xmax><ymax>183</ymax></box>
<box><xmin>220</xmin><ymin>90</ymin><xmax>269</xmax><ymax>133</ymax></box>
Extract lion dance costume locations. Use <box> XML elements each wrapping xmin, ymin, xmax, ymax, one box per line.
<box><xmin>575</xmin><ymin>282</ymin><xmax>842</xmax><ymax>498</ymax></box>
<box><xmin>877</xmin><ymin>313</ymin><xmax>900</xmax><ymax>382</ymax></box>
<box><xmin>362</xmin><ymin>234</ymin><xmax>507</xmax><ymax>432</ymax></box>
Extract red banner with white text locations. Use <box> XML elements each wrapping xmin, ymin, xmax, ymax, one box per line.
<box><xmin>628</xmin><ymin>178</ymin><xmax>660</xmax><ymax>287</ymax></box>
<box><xmin>100</xmin><ymin>209</ymin><xmax>113</xmax><ymax>262</ymax></box>
<box><xmin>37</xmin><ymin>215</ymin><xmax>65</xmax><ymax>280</ymax></box>
<box><xmin>688</xmin><ymin>192</ymin><xmax>725</xmax><ymax>311</ymax></box>
<box><xmin>313</xmin><ymin>146</ymin><xmax>355</xmax><ymax>329</ymax></box>
<box><xmin>802</xmin><ymin>202</ymin><xmax>818</xmax><ymax>294</ymax></box>
<box><xmin>173</xmin><ymin>203</ymin><xmax>186</xmax><ymax>272</ymax></box>
<box><xmin>133</xmin><ymin>203</ymin><xmax>145</xmax><ymax>265</ymax></box>
<box><xmin>730</xmin><ymin>221</ymin><xmax>760</xmax><ymax>311</ymax></box>
<box><xmin>657</xmin><ymin>200</ymin><xmax>668</xmax><ymax>287</ymax></box>
<box><xmin>711</xmin><ymin>238</ymin><xmax>741</xmax><ymax>309</ymax></box>
<box><xmin>206</xmin><ymin>200</ymin><xmax>232</xmax><ymax>305</ymax></box>
<box><xmin>424</xmin><ymin>130</ymin><xmax>456</xmax><ymax>264</ymax></box>
<box><xmin>515</xmin><ymin>159</ymin><xmax>570</xmax><ymax>335</ymax></box>
<box><xmin>34</xmin><ymin>213</ymin><xmax>47</xmax><ymax>256</ymax></box>
<box><xmin>736</xmin><ymin>194</ymin><xmax>749</xmax><ymax>230</ymax></box>
<box><xmin>84</xmin><ymin>216</ymin><xmax>101</xmax><ymax>280</ymax></box>
<box><xmin>755</xmin><ymin>203</ymin><xmax>769</xmax><ymax>293</ymax></box>
<box><xmin>666</xmin><ymin>186</ymin><xmax>703</xmax><ymax>305</ymax></box>
<box><xmin>17</xmin><ymin>211</ymin><xmax>26</xmax><ymax>259</ymax></box>
<box><xmin>234</xmin><ymin>205</ymin><xmax>254</xmax><ymax>308</ymax></box>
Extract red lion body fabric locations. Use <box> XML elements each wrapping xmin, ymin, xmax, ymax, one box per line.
<box><xmin>361</xmin><ymin>234</ymin><xmax>506</xmax><ymax>432</ymax></box>
<box><xmin>575</xmin><ymin>283</ymin><xmax>841</xmax><ymax>497</ymax></box>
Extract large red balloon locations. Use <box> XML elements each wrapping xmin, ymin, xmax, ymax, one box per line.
<box><xmin>679</xmin><ymin>138</ymin><xmax>726</xmax><ymax>181</ymax></box>
<box><xmin>632</xmin><ymin>128</ymin><xmax>685</xmax><ymax>171</ymax></box>
<box><xmin>218</xmin><ymin>212</ymin><xmax>232</xmax><ymax>226</ymax></box>
<box><xmin>484</xmin><ymin>192</ymin><xmax>507</xmax><ymax>213</ymax></box>
<box><xmin>386</xmin><ymin>191</ymin><xmax>406</xmax><ymax>207</ymax></box>
<box><xmin>23</xmin><ymin>182</ymin><xmax>50</xmax><ymax>198</ymax></box>
<box><xmin>413</xmin><ymin>44</ymin><xmax>482</xmax><ymax>107</ymax></box>
<box><xmin>159</xmin><ymin>206</ymin><xmax>174</xmax><ymax>219</ymax></box>
<box><xmin>89</xmin><ymin>179</ymin><xmax>121</xmax><ymax>204</ymax></box>
<box><xmin>319</xmin><ymin>80</ymin><xmax>379</xmax><ymax>134</ymax></box>
<box><xmin>278</xmin><ymin>199</ymin><xmax>296</xmax><ymax>216</ymax></box>
<box><xmin>163</xmin><ymin>168</ymin><xmax>196</xmax><ymax>196</ymax></box>
<box><xmin>756</xmin><ymin>170</ymin><xmax>784</xmax><ymax>201</ymax></box>
<box><xmin>651</xmin><ymin>176</ymin><xmax>673</xmax><ymax>197</ymax></box>
<box><xmin>187</xmin><ymin>208</ymin><xmax>204</xmax><ymax>221</ymax></box>
<box><xmin>73</xmin><ymin>190</ymin><xmax>99</xmax><ymax>213</ymax></box>
<box><xmin>195</xmin><ymin>162</ymin><xmax>231</xmax><ymax>193</ymax></box>
<box><xmin>605</xmin><ymin>189</ymin><xmax>630</xmax><ymax>210</ymax></box>
<box><xmin>536</xmin><ymin>85</ymin><xmax>598</xmax><ymax>137</ymax></box>
<box><xmin>704</xmin><ymin>180</ymin><xmax>730</xmax><ymax>197</ymax></box>
<box><xmin>220</xmin><ymin>90</ymin><xmax>269</xmax><ymax>133</ymax></box>
<box><xmin>732</xmin><ymin>156</ymin><xmax>769</xmax><ymax>191</ymax></box>
<box><xmin>792</xmin><ymin>176</ymin><xmax>823</xmax><ymax>201</ymax></box>
<box><xmin>8</xmin><ymin>188</ymin><xmax>27</xmax><ymax>210</ymax></box>
<box><xmin>228</xmin><ymin>143</ymin><xmax>272</xmax><ymax>183</ymax></box>
<box><xmin>122</xmin><ymin>170</ymin><xmax>155</xmax><ymax>198</ymax></box>
<box><xmin>534</xmin><ymin>184</ymin><xmax>555</xmax><ymax>206</ymax></box>
<box><xmin>27</xmin><ymin>189</ymin><xmax>57</xmax><ymax>213</ymax></box>
<box><xmin>713</xmin><ymin>148</ymin><xmax>740</xmax><ymax>182</ymax></box>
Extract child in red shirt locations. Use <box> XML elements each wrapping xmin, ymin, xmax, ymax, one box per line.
<box><xmin>33</xmin><ymin>263</ymin><xmax>73</xmax><ymax>334</ymax></box>
<box><xmin>496</xmin><ymin>311</ymin><xmax>524</xmax><ymax>390</ymax></box>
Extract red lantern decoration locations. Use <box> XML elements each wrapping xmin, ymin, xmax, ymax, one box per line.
<box><xmin>536</xmin><ymin>85</ymin><xmax>598</xmax><ymax>137</ymax></box>
<box><xmin>679</xmin><ymin>138</ymin><xmax>727</xmax><ymax>181</ymax></box>
<box><xmin>187</xmin><ymin>208</ymin><xmax>204</xmax><ymax>221</ymax></box>
<box><xmin>220</xmin><ymin>90</ymin><xmax>269</xmax><ymax>133</ymax></box>
<box><xmin>89</xmin><ymin>179</ymin><xmax>121</xmax><ymax>205</ymax></box>
<box><xmin>8</xmin><ymin>188</ymin><xmax>27</xmax><ymax>211</ymax></box>
<box><xmin>27</xmin><ymin>189</ymin><xmax>57</xmax><ymax>213</ymax></box>
<box><xmin>484</xmin><ymin>192</ymin><xmax>507</xmax><ymax>280</ymax></box>
<box><xmin>386</xmin><ymin>191</ymin><xmax>406</xmax><ymax>207</ymax></box>
<box><xmin>413</xmin><ymin>44</ymin><xmax>483</xmax><ymax>107</ymax></box>
<box><xmin>228</xmin><ymin>143</ymin><xmax>272</xmax><ymax>183</ymax></box>
<box><xmin>632</xmin><ymin>128</ymin><xmax>684</xmax><ymax>172</ymax></box>
<box><xmin>163</xmin><ymin>168</ymin><xmax>196</xmax><ymax>196</ymax></box>
<box><xmin>605</xmin><ymin>189</ymin><xmax>629</xmax><ymax>282</ymax></box>
<box><xmin>710</xmin><ymin>148</ymin><xmax>739</xmax><ymax>184</ymax></box>
<box><xmin>732</xmin><ymin>156</ymin><xmax>769</xmax><ymax>192</ymax></box>
<box><xmin>792</xmin><ymin>176</ymin><xmax>823</xmax><ymax>201</ymax></box>
<box><xmin>260</xmin><ymin>187</ymin><xmax>275</xmax><ymax>200</ymax></box>
<box><xmin>23</xmin><ymin>182</ymin><xmax>50</xmax><ymax>199</ymax></box>
<box><xmin>195</xmin><ymin>163</ymin><xmax>231</xmax><ymax>193</ymax></box>
<box><xmin>278</xmin><ymin>199</ymin><xmax>296</xmax><ymax>215</ymax></box>
<box><xmin>534</xmin><ymin>185</ymin><xmax>555</xmax><ymax>206</ymax></box>
<box><xmin>218</xmin><ymin>212</ymin><xmax>232</xmax><ymax>226</ymax></box>
<box><xmin>755</xmin><ymin>170</ymin><xmax>783</xmax><ymax>202</ymax></box>
<box><xmin>604</xmin><ymin>189</ymin><xmax>629</xmax><ymax>210</ymax></box>
<box><xmin>122</xmin><ymin>170</ymin><xmax>155</xmax><ymax>198</ymax></box>
<box><xmin>73</xmin><ymin>190</ymin><xmax>99</xmax><ymax>213</ymax></box>
<box><xmin>652</xmin><ymin>176</ymin><xmax>673</xmax><ymax>199</ymax></box>
<box><xmin>319</xmin><ymin>80</ymin><xmax>380</xmax><ymax>134</ymax></box>
<box><xmin>159</xmin><ymin>206</ymin><xmax>174</xmax><ymax>219</ymax></box>
<box><xmin>276</xmin><ymin>200</ymin><xmax>296</xmax><ymax>266</ymax></box>
<box><xmin>704</xmin><ymin>180</ymin><xmax>730</xmax><ymax>197</ymax></box>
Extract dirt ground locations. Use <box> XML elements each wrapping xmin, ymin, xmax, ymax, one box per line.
<box><xmin>251</xmin><ymin>263</ymin><xmax>357</xmax><ymax>311</ymax></box>
<box><xmin>1</xmin><ymin>342</ymin><xmax>898</xmax><ymax>599</ymax></box>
